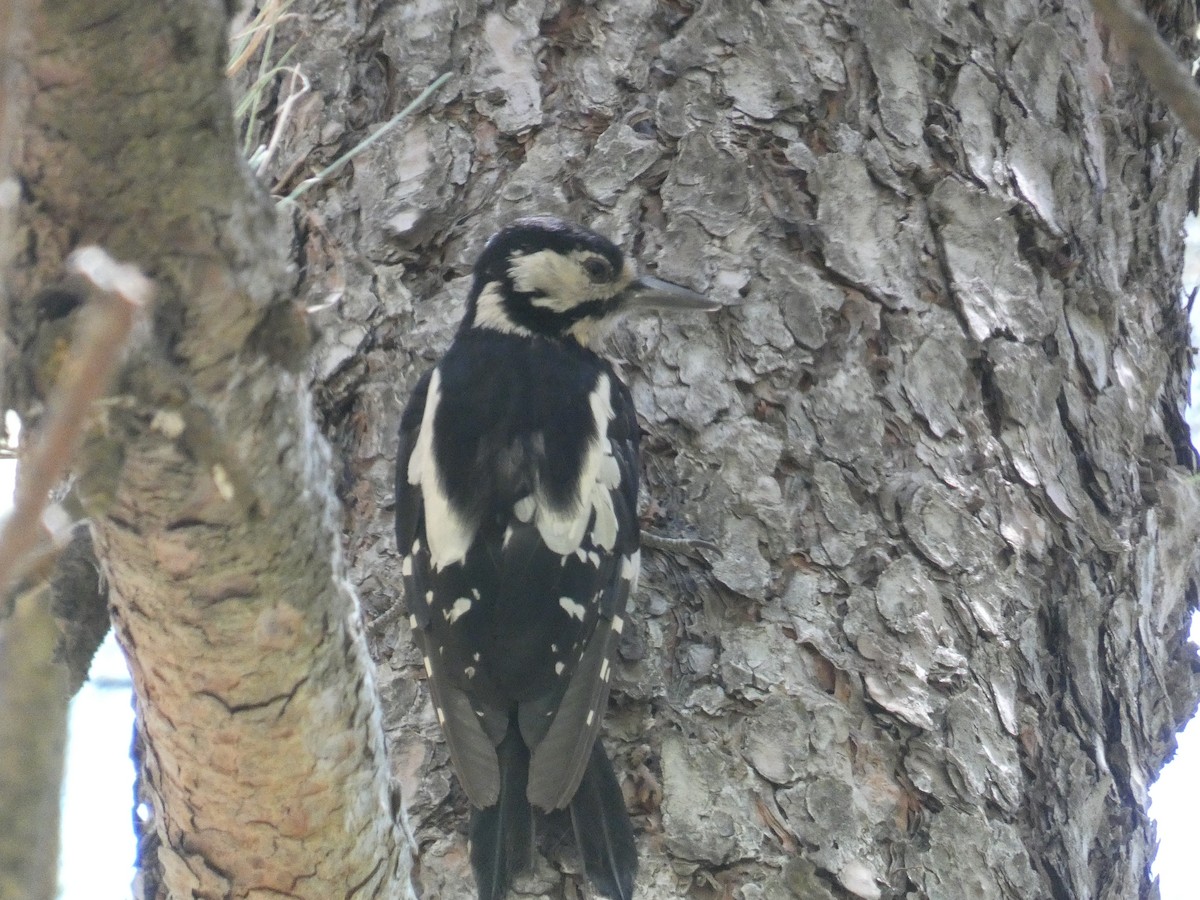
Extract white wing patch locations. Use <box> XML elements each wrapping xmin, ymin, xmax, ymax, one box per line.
<box><xmin>407</xmin><ymin>369</ymin><xmax>477</xmax><ymax>570</ymax></box>
<box><xmin>559</xmin><ymin>597</ymin><xmax>587</xmax><ymax>621</ymax></box>
<box><xmin>514</xmin><ymin>496</ymin><xmax>536</xmax><ymax>523</ymax></box>
<box><xmin>620</xmin><ymin>550</ymin><xmax>641</xmax><ymax>592</ymax></box>
<box><xmin>528</xmin><ymin>374</ymin><xmax>621</xmax><ymax>554</ymax></box>
<box><xmin>588</xmin><ymin>484</ymin><xmax>618</xmax><ymax>550</ymax></box>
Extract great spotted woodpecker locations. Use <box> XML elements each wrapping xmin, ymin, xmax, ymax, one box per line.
<box><xmin>395</xmin><ymin>217</ymin><xmax>717</xmax><ymax>899</ymax></box>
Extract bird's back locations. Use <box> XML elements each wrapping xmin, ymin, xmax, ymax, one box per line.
<box><xmin>396</xmin><ymin>328</ymin><xmax>640</xmax><ymax>806</ymax></box>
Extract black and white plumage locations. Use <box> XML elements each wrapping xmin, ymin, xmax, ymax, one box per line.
<box><xmin>395</xmin><ymin>217</ymin><xmax>717</xmax><ymax>900</ymax></box>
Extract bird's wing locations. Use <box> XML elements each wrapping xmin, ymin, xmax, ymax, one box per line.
<box><xmin>518</xmin><ymin>376</ymin><xmax>641</xmax><ymax>811</ymax></box>
<box><xmin>397</xmin><ymin>368</ymin><xmax>504</xmax><ymax>807</ymax></box>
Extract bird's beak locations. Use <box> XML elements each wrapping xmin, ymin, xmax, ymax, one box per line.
<box><xmin>620</xmin><ymin>275</ymin><xmax>721</xmax><ymax>313</ymax></box>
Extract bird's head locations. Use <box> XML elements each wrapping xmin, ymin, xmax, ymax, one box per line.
<box><xmin>461</xmin><ymin>216</ymin><xmax>719</xmax><ymax>345</ymax></box>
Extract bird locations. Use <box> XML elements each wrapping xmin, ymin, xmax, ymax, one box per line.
<box><xmin>395</xmin><ymin>216</ymin><xmax>719</xmax><ymax>900</ymax></box>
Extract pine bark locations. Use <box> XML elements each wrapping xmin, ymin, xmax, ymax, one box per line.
<box><xmin>283</xmin><ymin>1</ymin><xmax>1200</xmax><ymax>898</ymax></box>
<box><xmin>2</xmin><ymin>1</ymin><xmax>413</xmax><ymax>898</ymax></box>
<box><xmin>4</xmin><ymin>1</ymin><xmax>1200</xmax><ymax>899</ymax></box>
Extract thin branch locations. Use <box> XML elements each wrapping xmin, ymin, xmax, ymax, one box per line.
<box><xmin>281</xmin><ymin>71</ymin><xmax>452</xmax><ymax>205</ymax></box>
<box><xmin>0</xmin><ymin>248</ymin><xmax>151</xmax><ymax>596</ymax></box>
<box><xmin>227</xmin><ymin>0</ymin><xmax>296</xmax><ymax>77</ymax></box>
<box><xmin>250</xmin><ymin>66</ymin><xmax>310</xmax><ymax>176</ymax></box>
<box><xmin>1092</xmin><ymin>0</ymin><xmax>1200</xmax><ymax>143</ymax></box>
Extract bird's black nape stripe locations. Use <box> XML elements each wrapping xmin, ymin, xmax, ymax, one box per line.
<box><xmin>507</xmin><ymin>293</ymin><xmax>620</xmax><ymax>337</ymax></box>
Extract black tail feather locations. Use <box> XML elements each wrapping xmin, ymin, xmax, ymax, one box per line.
<box><xmin>470</xmin><ymin>727</ymin><xmax>533</xmax><ymax>900</ymax></box>
<box><xmin>568</xmin><ymin>740</ymin><xmax>637</xmax><ymax>900</ymax></box>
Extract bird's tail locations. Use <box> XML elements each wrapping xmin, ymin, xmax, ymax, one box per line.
<box><xmin>469</xmin><ymin>726</ymin><xmax>533</xmax><ymax>900</ymax></box>
<box><xmin>568</xmin><ymin>740</ymin><xmax>637</xmax><ymax>900</ymax></box>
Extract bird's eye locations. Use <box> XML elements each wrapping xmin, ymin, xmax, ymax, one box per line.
<box><xmin>582</xmin><ymin>256</ymin><xmax>613</xmax><ymax>282</ymax></box>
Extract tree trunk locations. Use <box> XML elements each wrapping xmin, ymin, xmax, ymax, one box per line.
<box><xmin>2</xmin><ymin>1</ymin><xmax>413</xmax><ymax>897</ymax></box>
<box><xmin>4</xmin><ymin>0</ymin><xmax>1199</xmax><ymax>899</ymax></box>
<box><xmin>286</xmin><ymin>0</ymin><xmax>1200</xmax><ymax>898</ymax></box>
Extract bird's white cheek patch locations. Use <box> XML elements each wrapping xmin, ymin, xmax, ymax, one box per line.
<box><xmin>510</xmin><ymin>249</ymin><xmax>590</xmax><ymax>311</ymax></box>
<box><xmin>408</xmin><ymin>370</ymin><xmax>477</xmax><ymax>570</ymax></box>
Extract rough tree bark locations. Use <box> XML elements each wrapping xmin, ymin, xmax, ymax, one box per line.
<box><xmin>276</xmin><ymin>0</ymin><xmax>1200</xmax><ymax>898</ymax></box>
<box><xmin>2</xmin><ymin>1</ymin><xmax>413</xmax><ymax>898</ymax></box>
<box><xmin>3</xmin><ymin>0</ymin><xmax>1199</xmax><ymax>899</ymax></box>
